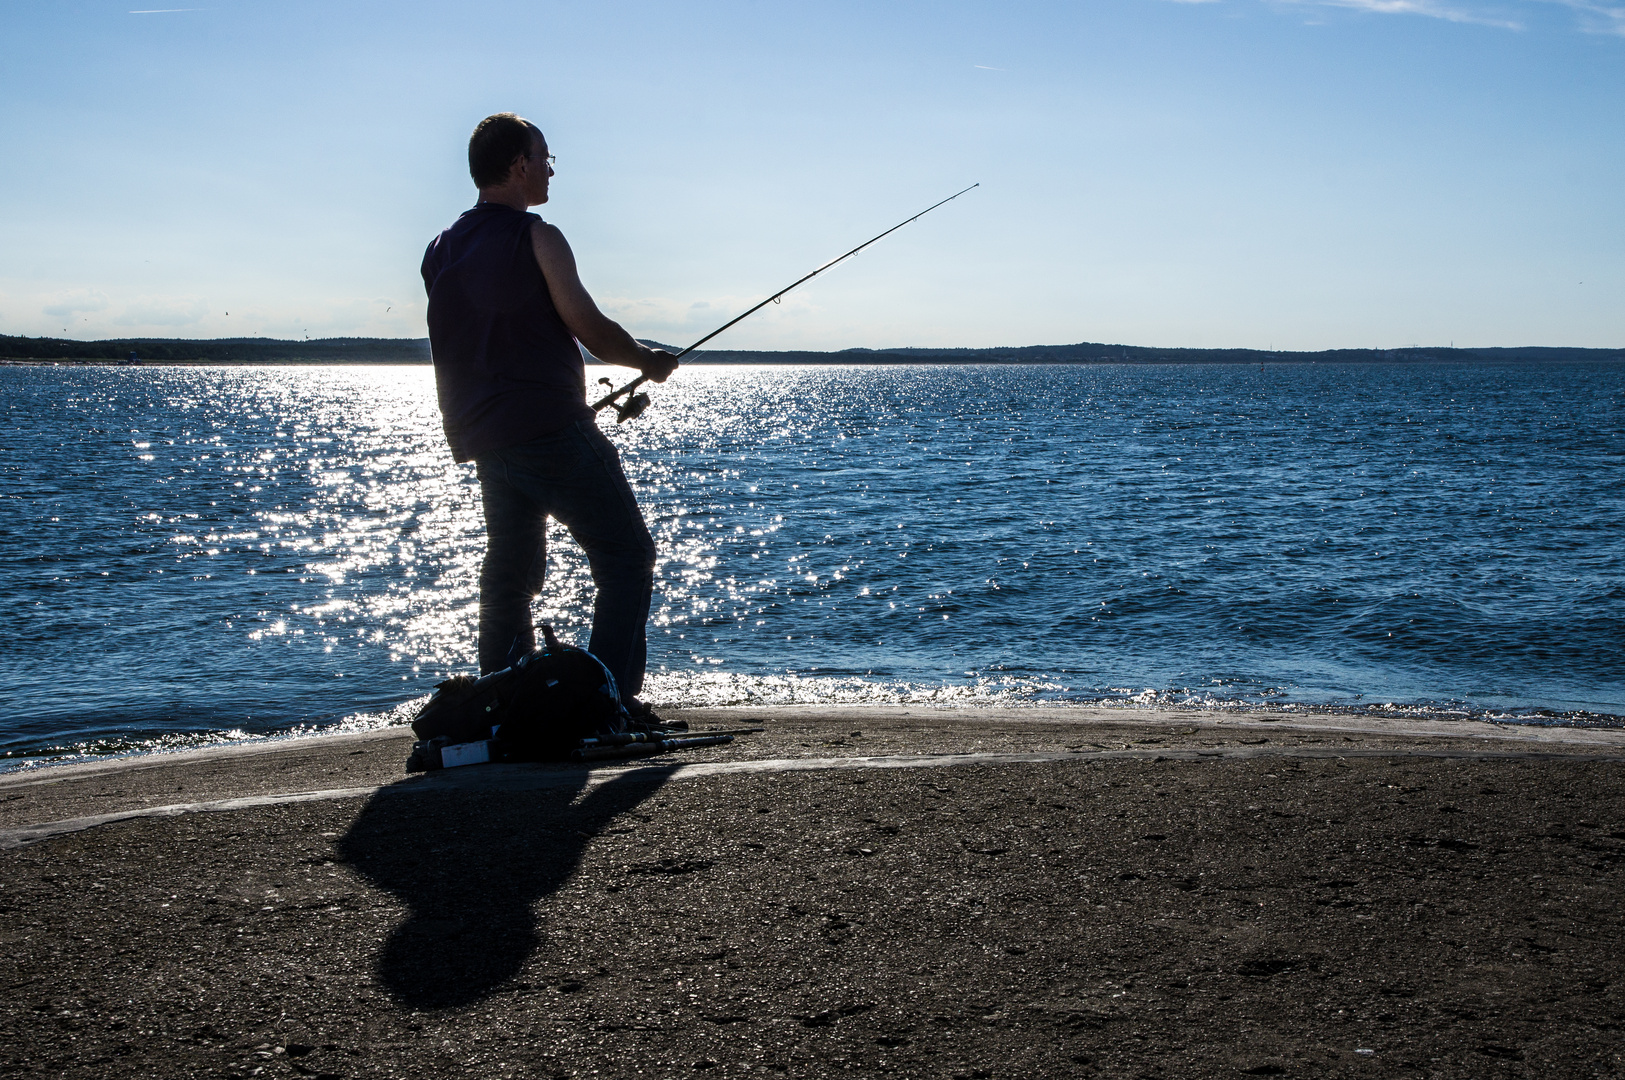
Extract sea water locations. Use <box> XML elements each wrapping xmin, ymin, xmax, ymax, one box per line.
<box><xmin>1</xmin><ymin>362</ymin><xmax>1620</xmax><ymax>765</ymax></box>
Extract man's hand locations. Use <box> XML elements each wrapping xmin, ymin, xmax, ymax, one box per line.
<box><xmin>640</xmin><ymin>348</ymin><xmax>678</xmax><ymax>383</ymax></box>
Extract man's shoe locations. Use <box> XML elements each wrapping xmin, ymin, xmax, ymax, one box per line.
<box><xmin>625</xmin><ymin>697</ymin><xmax>687</xmax><ymax>732</ymax></box>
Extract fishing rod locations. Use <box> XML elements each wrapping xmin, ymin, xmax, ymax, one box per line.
<box><xmin>591</xmin><ymin>183</ymin><xmax>980</xmax><ymax>422</ymax></box>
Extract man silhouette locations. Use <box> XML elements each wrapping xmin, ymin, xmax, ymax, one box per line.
<box><xmin>421</xmin><ymin>113</ymin><xmax>676</xmax><ymax>717</ymax></box>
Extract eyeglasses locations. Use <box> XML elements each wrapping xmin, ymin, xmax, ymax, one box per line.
<box><xmin>542</xmin><ymin>154</ymin><xmax>556</xmax><ymax>167</ymax></box>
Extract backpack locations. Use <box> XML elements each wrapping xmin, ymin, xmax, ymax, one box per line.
<box><xmin>410</xmin><ymin>626</ymin><xmax>628</xmax><ymax>763</ymax></box>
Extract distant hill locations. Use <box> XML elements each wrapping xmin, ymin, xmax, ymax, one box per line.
<box><xmin>662</xmin><ymin>343</ymin><xmax>1625</xmax><ymax>365</ymax></box>
<box><xmin>0</xmin><ymin>335</ymin><xmax>432</xmax><ymax>364</ymax></box>
<box><xmin>3</xmin><ymin>333</ymin><xmax>1620</xmax><ymax>366</ymax></box>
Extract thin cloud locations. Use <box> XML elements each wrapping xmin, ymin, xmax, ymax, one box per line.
<box><xmin>1538</xmin><ymin>0</ymin><xmax>1625</xmax><ymax>34</ymax></box>
<box><xmin>1288</xmin><ymin>0</ymin><xmax>1625</xmax><ymax>33</ymax></box>
<box><xmin>601</xmin><ymin>293</ymin><xmax>817</xmax><ymax>341</ymax></box>
<box><xmin>1279</xmin><ymin>0</ymin><xmax>1524</xmax><ymax>29</ymax></box>
<box><xmin>973</xmin><ymin>64</ymin><xmax>1006</xmax><ymax>70</ymax></box>
<box><xmin>42</xmin><ymin>290</ymin><xmax>109</xmax><ymax>319</ymax></box>
<box><xmin>112</xmin><ymin>296</ymin><xmax>208</xmax><ymax>328</ymax></box>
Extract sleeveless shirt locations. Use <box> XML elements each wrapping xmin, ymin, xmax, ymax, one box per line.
<box><xmin>421</xmin><ymin>203</ymin><xmax>593</xmax><ymax>462</ymax></box>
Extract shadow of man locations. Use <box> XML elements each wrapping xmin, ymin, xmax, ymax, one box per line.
<box><xmin>339</xmin><ymin>764</ymin><xmax>671</xmax><ymax>1009</ymax></box>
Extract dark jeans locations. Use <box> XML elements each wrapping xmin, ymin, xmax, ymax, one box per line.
<box><xmin>474</xmin><ymin>420</ymin><xmax>656</xmax><ymax>697</ymax></box>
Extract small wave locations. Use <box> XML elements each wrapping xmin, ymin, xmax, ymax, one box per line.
<box><xmin>0</xmin><ymin>696</ymin><xmax>429</xmax><ymax>774</ymax></box>
<box><xmin>645</xmin><ymin>672</ymin><xmax>1625</xmax><ymax>728</ymax></box>
<box><xmin>6</xmin><ymin>680</ymin><xmax>1623</xmax><ymax>776</ymax></box>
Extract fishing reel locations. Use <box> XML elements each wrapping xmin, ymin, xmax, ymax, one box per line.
<box><xmin>616</xmin><ymin>392</ymin><xmax>650</xmax><ymax>423</ymax></box>
<box><xmin>596</xmin><ymin>377</ymin><xmax>651</xmax><ymax>424</ymax></box>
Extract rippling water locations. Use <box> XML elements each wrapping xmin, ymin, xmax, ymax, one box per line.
<box><xmin>2</xmin><ymin>361</ymin><xmax>1621</xmax><ymax>765</ymax></box>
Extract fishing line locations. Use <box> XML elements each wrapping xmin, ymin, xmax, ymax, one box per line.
<box><xmin>591</xmin><ymin>183</ymin><xmax>980</xmax><ymax>422</ymax></box>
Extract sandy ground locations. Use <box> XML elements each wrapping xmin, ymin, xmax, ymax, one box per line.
<box><xmin>3</xmin><ymin>706</ymin><xmax>1625</xmax><ymax>1079</ymax></box>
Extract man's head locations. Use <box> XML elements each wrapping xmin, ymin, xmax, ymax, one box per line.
<box><xmin>469</xmin><ymin>113</ymin><xmax>551</xmax><ymax>204</ymax></box>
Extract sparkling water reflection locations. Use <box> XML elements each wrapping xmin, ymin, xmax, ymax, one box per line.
<box><xmin>2</xmin><ymin>361</ymin><xmax>1621</xmax><ymax>763</ymax></box>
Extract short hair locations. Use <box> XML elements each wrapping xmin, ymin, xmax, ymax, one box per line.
<box><xmin>468</xmin><ymin>113</ymin><xmax>542</xmax><ymax>188</ymax></box>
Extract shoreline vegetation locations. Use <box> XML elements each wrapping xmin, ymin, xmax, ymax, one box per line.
<box><xmin>2</xmin><ymin>332</ymin><xmax>1621</xmax><ymax>366</ymax></box>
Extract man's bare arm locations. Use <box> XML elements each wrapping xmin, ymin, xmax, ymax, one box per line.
<box><xmin>530</xmin><ymin>221</ymin><xmax>677</xmax><ymax>382</ymax></box>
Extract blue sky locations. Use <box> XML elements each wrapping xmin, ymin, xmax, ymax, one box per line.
<box><xmin>1</xmin><ymin>0</ymin><xmax>1620</xmax><ymax>350</ymax></box>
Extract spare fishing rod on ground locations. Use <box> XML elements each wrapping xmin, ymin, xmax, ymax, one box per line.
<box><xmin>571</xmin><ymin>727</ymin><xmax>765</xmax><ymax>763</ymax></box>
<box><xmin>591</xmin><ymin>183</ymin><xmax>980</xmax><ymax>423</ymax></box>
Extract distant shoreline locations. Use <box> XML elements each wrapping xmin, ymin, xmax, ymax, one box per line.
<box><xmin>2</xmin><ymin>333</ymin><xmax>1621</xmax><ymax>366</ymax></box>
